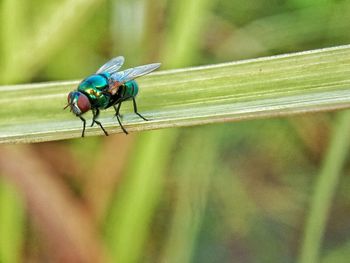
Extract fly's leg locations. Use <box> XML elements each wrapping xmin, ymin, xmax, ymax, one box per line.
<box><xmin>95</xmin><ymin>120</ymin><xmax>109</xmax><ymax>136</ymax></box>
<box><xmin>90</xmin><ymin>109</ymin><xmax>99</xmax><ymax>127</ymax></box>
<box><xmin>91</xmin><ymin>109</ymin><xmax>108</xmax><ymax>136</ymax></box>
<box><xmin>90</xmin><ymin>109</ymin><xmax>102</xmax><ymax>127</ymax></box>
<box><xmin>113</xmin><ymin>103</ymin><xmax>128</xmax><ymax>134</ymax></box>
<box><xmin>132</xmin><ymin>97</ymin><xmax>148</xmax><ymax>121</ymax></box>
<box><xmin>79</xmin><ymin>116</ymin><xmax>86</xmax><ymax>137</ymax></box>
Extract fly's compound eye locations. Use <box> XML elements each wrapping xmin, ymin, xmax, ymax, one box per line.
<box><xmin>76</xmin><ymin>93</ymin><xmax>91</xmax><ymax>114</ymax></box>
<box><xmin>66</xmin><ymin>91</ymin><xmax>91</xmax><ymax>115</ymax></box>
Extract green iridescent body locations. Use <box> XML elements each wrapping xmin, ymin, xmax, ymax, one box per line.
<box><xmin>77</xmin><ymin>73</ymin><xmax>139</xmax><ymax>109</ymax></box>
<box><xmin>66</xmin><ymin>56</ymin><xmax>160</xmax><ymax>137</ymax></box>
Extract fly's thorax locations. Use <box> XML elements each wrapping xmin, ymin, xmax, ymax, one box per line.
<box><xmin>77</xmin><ymin>74</ymin><xmax>111</xmax><ymax>109</ymax></box>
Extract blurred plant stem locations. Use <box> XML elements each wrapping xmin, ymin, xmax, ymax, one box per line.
<box><xmin>161</xmin><ymin>0</ymin><xmax>213</xmax><ymax>68</ymax></box>
<box><xmin>0</xmin><ymin>178</ymin><xmax>24</xmax><ymax>263</ymax></box>
<box><xmin>298</xmin><ymin>110</ymin><xmax>350</xmax><ymax>263</ymax></box>
<box><xmin>105</xmin><ymin>130</ymin><xmax>178</xmax><ymax>262</ymax></box>
<box><xmin>110</xmin><ymin>0</ymin><xmax>145</xmax><ymax>65</ymax></box>
<box><xmin>160</xmin><ymin>128</ymin><xmax>217</xmax><ymax>263</ymax></box>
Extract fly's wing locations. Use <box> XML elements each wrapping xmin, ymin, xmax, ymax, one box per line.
<box><xmin>96</xmin><ymin>56</ymin><xmax>125</xmax><ymax>74</ymax></box>
<box><xmin>108</xmin><ymin>63</ymin><xmax>161</xmax><ymax>94</ymax></box>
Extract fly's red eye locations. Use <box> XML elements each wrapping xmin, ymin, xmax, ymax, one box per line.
<box><xmin>77</xmin><ymin>94</ymin><xmax>91</xmax><ymax>113</ymax></box>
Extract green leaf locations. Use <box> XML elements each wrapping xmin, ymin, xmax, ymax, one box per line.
<box><xmin>0</xmin><ymin>45</ymin><xmax>350</xmax><ymax>143</ymax></box>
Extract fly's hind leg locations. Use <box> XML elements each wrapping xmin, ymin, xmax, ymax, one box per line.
<box><xmin>132</xmin><ymin>97</ymin><xmax>148</xmax><ymax>121</ymax></box>
<box><xmin>113</xmin><ymin>102</ymin><xmax>128</xmax><ymax>134</ymax></box>
<box><xmin>91</xmin><ymin>109</ymin><xmax>108</xmax><ymax>136</ymax></box>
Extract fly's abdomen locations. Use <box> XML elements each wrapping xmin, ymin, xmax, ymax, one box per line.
<box><xmin>123</xmin><ymin>80</ymin><xmax>139</xmax><ymax>100</ymax></box>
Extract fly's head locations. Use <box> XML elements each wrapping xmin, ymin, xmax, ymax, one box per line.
<box><xmin>65</xmin><ymin>91</ymin><xmax>91</xmax><ymax>116</ymax></box>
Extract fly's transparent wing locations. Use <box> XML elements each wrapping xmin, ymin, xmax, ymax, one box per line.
<box><xmin>96</xmin><ymin>56</ymin><xmax>125</xmax><ymax>74</ymax></box>
<box><xmin>110</xmin><ymin>63</ymin><xmax>161</xmax><ymax>84</ymax></box>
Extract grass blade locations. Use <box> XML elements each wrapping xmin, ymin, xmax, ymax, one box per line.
<box><xmin>0</xmin><ymin>45</ymin><xmax>350</xmax><ymax>143</ymax></box>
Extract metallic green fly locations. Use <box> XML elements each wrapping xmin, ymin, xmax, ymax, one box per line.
<box><xmin>65</xmin><ymin>56</ymin><xmax>160</xmax><ymax>137</ymax></box>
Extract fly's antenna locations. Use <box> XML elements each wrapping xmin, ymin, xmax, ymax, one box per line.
<box><xmin>63</xmin><ymin>103</ymin><xmax>71</xmax><ymax>111</ymax></box>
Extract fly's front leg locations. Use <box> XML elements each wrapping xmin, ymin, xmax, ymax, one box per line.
<box><xmin>79</xmin><ymin>116</ymin><xmax>86</xmax><ymax>137</ymax></box>
<box><xmin>113</xmin><ymin>103</ymin><xmax>128</xmax><ymax>134</ymax></box>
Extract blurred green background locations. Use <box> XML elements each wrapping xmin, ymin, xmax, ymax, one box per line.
<box><xmin>1</xmin><ymin>0</ymin><xmax>350</xmax><ymax>262</ymax></box>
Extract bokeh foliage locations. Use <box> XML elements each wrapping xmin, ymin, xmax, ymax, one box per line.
<box><xmin>1</xmin><ymin>0</ymin><xmax>350</xmax><ymax>263</ymax></box>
